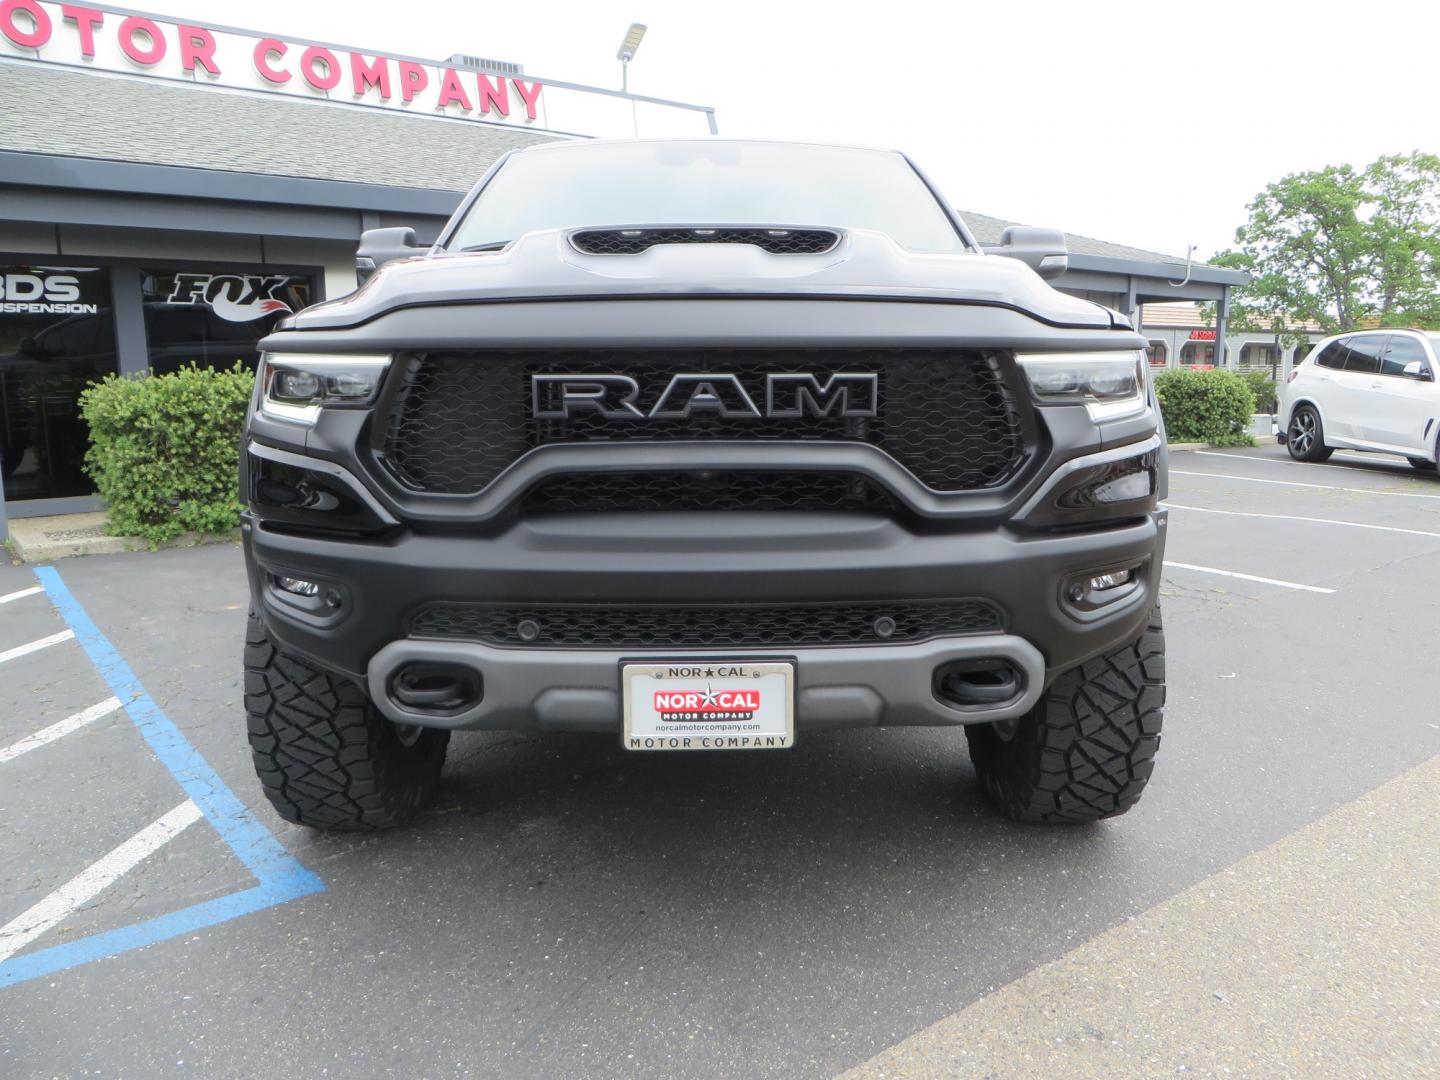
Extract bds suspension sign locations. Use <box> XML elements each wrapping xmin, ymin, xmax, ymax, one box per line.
<box><xmin>0</xmin><ymin>0</ymin><xmax>547</xmax><ymax>127</ymax></box>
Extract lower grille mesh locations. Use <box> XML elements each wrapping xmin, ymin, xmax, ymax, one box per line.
<box><xmin>524</xmin><ymin>471</ymin><xmax>895</xmax><ymax>514</ymax></box>
<box><xmin>410</xmin><ymin>600</ymin><xmax>1001</xmax><ymax>649</ymax></box>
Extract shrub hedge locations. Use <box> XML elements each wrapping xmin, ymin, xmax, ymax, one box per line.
<box><xmin>1152</xmin><ymin>368</ymin><xmax>1256</xmax><ymax>447</ymax></box>
<box><xmin>1238</xmin><ymin>370</ymin><xmax>1278</xmax><ymax>413</ymax></box>
<box><xmin>80</xmin><ymin>364</ymin><xmax>254</xmax><ymax>544</ymax></box>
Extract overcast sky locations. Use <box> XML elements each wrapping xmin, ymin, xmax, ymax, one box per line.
<box><xmin>140</xmin><ymin>0</ymin><xmax>1440</xmax><ymax>261</ymax></box>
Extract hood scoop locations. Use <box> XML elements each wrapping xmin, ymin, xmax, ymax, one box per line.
<box><xmin>569</xmin><ymin>226</ymin><xmax>841</xmax><ymax>256</ymax></box>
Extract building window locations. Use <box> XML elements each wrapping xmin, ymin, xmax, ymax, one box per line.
<box><xmin>1239</xmin><ymin>343</ymin><xmax>1278</xmax><ymax>369</ymax></box>
<box><xmin>1</xmin><ymin>265</ymin><xmax>117</xmax><ymax>501</ymax></box>
<box><xmin>1146</xmin><ymin>340</ymin><xmax>1168</xmax><ymax>366</ymax></box>
<box><xmin>140</xmin><ymin>269</ymin><xmax>314</xmax><ymax>375</ymax></box>
<box><xmin>1179</xmin><ymin>342</ymin><xmax>1216</xmax><ymax>367</ymax></box>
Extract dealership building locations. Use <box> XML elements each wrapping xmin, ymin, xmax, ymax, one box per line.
<box><xmin>0</xmin><ymin>2</ymin><xmax>1243</xmax><ymax>536</ymax></box>
<box><xmin>1137</xmin><ymin>301</ymin><xmax>1324</xmax><ymax>372</ymax></box>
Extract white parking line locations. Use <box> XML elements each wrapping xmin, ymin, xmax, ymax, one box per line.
<box><xmin>0</xmin><ymin>698</ymin><xmax>125</xmax><ymax>765</ymax></box>
<box><xmin>0</xmin><ymin>586</ymin><xmax>44</xmax><ymax>606</ymax></box>
<box><xmin>1162</xmin><ymin>502</ymin><xmax>1440</xmax><ymax>539</ymax></box>
<box><xmin>1163</xmin><ymin>561</ymin><xmax>1335</xmax><ymax>594</ymax></box>
<box><xmin>0</xmin><ymin>630</ymin><xmax>75</xmax><ymax>666</ymax></box>
<box><xmin>1192</xmin><ymin>450</ymin><xmax>1420</xmax><ymax>477</ymax></box>
<box><xmin>1171</xmin><ymin>469</ymin><xmax>1440</xmax><ymax>500</ymax></box>
<box><xmin>0</xmin><ymin>800</ymin><xmax>202</xmax><ymax>964</ymax></box>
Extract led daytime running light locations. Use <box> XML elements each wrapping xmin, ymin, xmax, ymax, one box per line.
<box><xmin>259</xmin><ymin>353</ymin><xmax>391</xmax><ymax>424</ymax></box>
<box><xmin>1016</xmin><ymin>350</ymin><xmax>1147</xmax><ymax>421</ymax></box>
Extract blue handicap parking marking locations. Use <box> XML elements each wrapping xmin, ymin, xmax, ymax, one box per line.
<box><xmin>0</xmin><ymin>565</ymin><xmax>324</xmax><ymax>989</ymax></box>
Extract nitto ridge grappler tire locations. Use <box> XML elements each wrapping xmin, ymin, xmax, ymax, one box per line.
<box><xmin>965</xmin><ymin>606</ymin><xmax>1165</xmax><ymax>823</ymax></box>
<box><xmin>244</xmin><ymin>611</ymin><xmax>449</xmax><ymax>831</ymax></box>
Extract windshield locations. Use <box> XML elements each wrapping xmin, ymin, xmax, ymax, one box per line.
<box><xmin>446</xmin><ymin>141</ymin><xmax>968</xmax><ymax>254</ymax></box>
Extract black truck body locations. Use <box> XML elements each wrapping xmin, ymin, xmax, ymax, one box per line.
<box><xmin>240</xmin><ymin>139</ymin><xmax>1168</xmax><ymax>829</ymax></box>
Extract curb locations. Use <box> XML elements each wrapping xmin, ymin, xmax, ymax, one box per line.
<box><xmin>1167</xmin><ymin>414</ymin><xmax>1275</xmax><ymax>453</ymax></box>
<box><xmin>6</xmin><ymin>512</ymin><xmax>239</xmax><ymax>562</ymax></box>
<box><xmin>1167</xmin><ymin>441</ymin><xmax>1260</xmax><ymax>451</ymax></box>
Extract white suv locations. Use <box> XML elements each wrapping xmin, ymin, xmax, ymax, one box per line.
<box><xmin>1279</xmin><ymin>329</ymin><xmax>1440</xmax><ymax>469</ymax></box>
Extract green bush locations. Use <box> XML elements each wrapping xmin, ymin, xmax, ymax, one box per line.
<box><xmin>1153</xmin><ymin>368</ymin><xmax>1256</xmax><ymax>447</ymax></box>
<box><xmin>80</xmin><ymin>364</ymin><xmax>254</xmax><ymax>544</ymax></box>
<box><xmin>1238</xmin><ymin>370</ymin><xmax>1278</xmax><ymax>413</ymax></box>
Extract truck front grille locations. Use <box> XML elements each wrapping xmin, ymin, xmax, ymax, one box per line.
<box><xmin>409</xmin><ymin>600</ymin><xmax>1002</xmax><ymax>649</ymax></box>
<box><xmin>378</xmin><ymin>349</ymin><xmax>1029</xmax><ymax>498</ymax></box>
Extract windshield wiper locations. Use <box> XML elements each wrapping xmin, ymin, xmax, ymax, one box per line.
<box><xmin>457</xmin><ymin>241</ymin><xmax>511</xmax><ymax>253</ymax></box>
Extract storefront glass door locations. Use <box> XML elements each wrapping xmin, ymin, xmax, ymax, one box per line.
<box><xmin>3</xmin><ymin>262</ymin><xmax>317</xmax><ymax>510</ymax></box>
<box><xmin>140</xmin><ymin>269</ymin><xmax>313</xmax><ymax>374</ymax></box>
<box><xmin>0</xmin><ymin>265</ymin><xmax>117</xmax><ymax>501</ymax></box>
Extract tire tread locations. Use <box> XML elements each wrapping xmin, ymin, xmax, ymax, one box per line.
<box><xmin>966</xmin><ymin>606</ymin><xmax>1166</xmax><ymax>823</ymax></box>
<box><xmin>244</xmin><ymin>612</ymin><xmax>448</xmax><ymax>831</ymax></box>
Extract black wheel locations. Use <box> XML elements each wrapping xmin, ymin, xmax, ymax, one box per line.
<box><xmin>1286</xmin><ymin>405</ymin><xmax>1333</xmax><ymax>462</ymax></box>
<box><xmin>244</xmin><ymin>611</ymin><xmax>449</xmax><ymax>831</ymax></box>
<box><xmin>1406</xmin><ymin>456</ymin><xmax>1436</xmax><ymax>472</ymax></box>
<box><xmin>965</xmin><ymin>606</ymin><xmax>1165</xmax><ymax>823</ymax></box>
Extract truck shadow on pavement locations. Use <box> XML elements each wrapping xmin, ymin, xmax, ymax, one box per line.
<box><xmin>260</xmin><ymin>725</ymin><xmax>1139</xmax><ymax>1079</ymax></box>
<box><xmin>287</xmin><ymin>725</ymin><xmax>1126</xmax><ymax>923</ymax></box>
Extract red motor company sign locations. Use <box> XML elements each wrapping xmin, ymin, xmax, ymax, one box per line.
<box><xmin>1188</xmin><ymin>330</ymin><xmax>1217</xmax><ymax>340</ymax></box>
<box><xmin>0</xmin><ymin>0</ymin><xmax>545</xmax><ymax>123</ymax></box>
<box><xmin>653</xmin><ymin>689</ymin><xmax>762</xmax><ymax>713</ymax></box>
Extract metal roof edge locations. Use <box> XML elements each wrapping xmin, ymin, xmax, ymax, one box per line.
<box><xmin>0</xmin><ymin>152</ymin><xmax>1253</xmax><ymax>289</ymax></box>
<box><xmin>1066</xmin><ymin>252</ymin><xmax>1249</xmax><ymax>286</ymax></box>
<box><xmin>0</xmin><ymin>150</ymin><xmax>464</xmax><ymax>216</ymax></box>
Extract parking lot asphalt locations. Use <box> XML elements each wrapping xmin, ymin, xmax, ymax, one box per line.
<box><xmin>845</xmin><ymin>752</ymin><xmax>1440</xmax><ymax>1079</ymax></box>
<box><xmin>3</xmin><ymin>442</ymin><xmax>1439</xmax><ymax>1079</ymax></box>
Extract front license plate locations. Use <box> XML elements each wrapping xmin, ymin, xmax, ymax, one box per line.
<box><xmin>622</xmin><ymin>660</ymin><xmax>796</xmax><ymax>751</ymax></box>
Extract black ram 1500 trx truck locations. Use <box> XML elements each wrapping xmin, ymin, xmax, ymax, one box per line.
<box><xmin>241</xmin><ymin>139</ymin><xmax>1167</xmax><ymax>830</ymax></box>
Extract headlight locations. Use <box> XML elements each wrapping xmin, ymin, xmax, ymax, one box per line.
<box><xmin>258</xmin><ymin>354</ymin><xmax>391</xmax><ymax>424</ymax></box>
<box><xmin>1016</xmin><ymin>350</ymin><xmax>1147</xmax><ymax>421</ymax></box>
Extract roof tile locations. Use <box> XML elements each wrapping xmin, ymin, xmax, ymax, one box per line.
<box><xmin>0</xmin><ymin>61</ymin><xmax>557</xmax><ymax>191</ymax></box>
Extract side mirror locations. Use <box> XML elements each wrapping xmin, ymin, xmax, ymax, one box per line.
<box><xmin>982</xmin><ymin>226</ymin><xmax>1068</xmax><ymax>280</ymax></box>
<box><xmin>1403</xmin><ymin>360</ymin><xmax>1433</xmax><ymax>380</ymax></box>
<box><xmin>356</xmin><ymin>227</ymin><xmax>425</xmax><ymax>285</ymax></box>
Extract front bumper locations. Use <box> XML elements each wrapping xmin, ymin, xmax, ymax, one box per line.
<box><xmin>244</xmin><ymin>505</ymin><xmax>1166</xmax><ymax>732</ymax></box>
<box><xmin>365</xmin><ymin>634</ymin><xmax>1050</xmax><ymax>731</ymax></box>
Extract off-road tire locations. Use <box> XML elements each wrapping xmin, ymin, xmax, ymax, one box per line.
<box><xmin>1286</xmin><ymin>404</ymin><xmax>1333</xmax><ymax>462</ymax></box>
<box><xmin>244</xmin><ymin>611</ymin><xmax>449</xmax><ymax>831</ymax></box>
<box><xmin>965</xmin><ymin>606</ymin><xmax>1165</xmax><ymax>823</ymax></box>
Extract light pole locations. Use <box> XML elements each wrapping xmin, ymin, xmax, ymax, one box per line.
<box><xmin>617</xmin><ymin>22</ymin><xmax>646</xmax><ymax>93</ymax></box>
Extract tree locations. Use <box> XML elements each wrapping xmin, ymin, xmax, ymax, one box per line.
<box><xmin>1365</xmin><ymin>153</ymin><xmax>1440</xmax><ymax>327</ymax></box>
<box><xmin>1221</xmin><ymin>152</ymin><xmax>1440</xmax><ymax>334</ymax></box>
<box><xmin>1205</xmin><ymin>249</ymin><xmax>1312</xmax><ymax>361</ymax></box>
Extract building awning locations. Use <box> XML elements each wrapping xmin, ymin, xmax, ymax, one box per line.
<box><xmin>961</xmin><ymin>210</ymin><xmax>1248</xmax><ymax>300</ymax></box>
